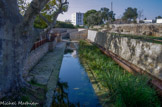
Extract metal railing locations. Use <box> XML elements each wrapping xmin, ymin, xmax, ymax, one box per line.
<box><xmin>30</xmin><ymin>33</ymin><xmax>61</xmax><ymax>51</ymax></box>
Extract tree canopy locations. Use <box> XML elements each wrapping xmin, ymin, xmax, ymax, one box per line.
<box><xmin>18</xmin><ymin>0</ymin><xmax>29</xmax><ymax>15</ymax></box>
<box><xmin>83</xmin><ymin>10</ymin><xmax>97</xmax><ymax>25</ymax></box>
<box><xmin>155</xmin><ymin>16</ymin><xmax>162</xmax><ymax>19</ymax></box>
<box><xmin>122</xmin><ymin>7</ymin><xmax>138</xmax><ymax>23</ymax></box>
<box><xmin>100</xmin><ymin>7</ymin><xmax>115</xmax><ymax>23</ymax></box>
<box><xmin>55</xmin><ymin>21</ymin><xmax>74</xmax><ymax>28</ymax></box>
<box><xmin>18</xmin><ymin>0</ymin><xmax>68</xmax><ymax>29</ymax></box>
<box><xmin>84</xmin><ymin>8</ymin><xmax>115</xmax><ymax>26</ymax></box>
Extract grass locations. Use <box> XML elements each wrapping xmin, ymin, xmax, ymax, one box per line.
<box><xmin>21</xmin><ymin>95</ymin><xmax>31</xmax><ymax>102</ymax></box>
<box><xmin>29</xmin><ymin>79</ymin><xmax>44</xmax><ymax>87</ymax></box>
<box><xmin>78</xmin><ymin>40</ymin><xmax>161</xmax><ymax>107</ymax></box>
<box><xmin>110</xmin><ymin>33</ymin><xmax>162</xmax><ymax>44</ymax></box>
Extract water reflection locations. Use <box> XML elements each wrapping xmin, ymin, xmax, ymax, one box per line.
<box><xmin>52</xmin><ymin>81</ymin><xmax>80</xmax><ymax>107</ymax></box>
<box><xmin>52</xmin><ymin>46</ymin><xmax>101</xmax><ymax>107</ymax></box>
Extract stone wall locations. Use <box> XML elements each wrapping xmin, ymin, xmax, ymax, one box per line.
<box><xmin>108</xmin><ymin>24</ymin><xmax>162</xmax><ymax>37</ymax></box>
<box><xmin>23</xmin><ymin>40</ymin><xmax>57</xmax><ymax>79</ymax></box>
<box><xmin>88</xmin><ymin>30</ymin><xmax>162</xmax><ymax>80</ymax></box>
<box><xmin>51</xmin><ymin>28</ymin><xmax>87</xmax><ymax>39</ymax></box>
<box><xmin>78</xmin><ymin>28</ymin><xmax>87</xmax><ymax>31</ymax></box>
<box><xmin>23</xmin><ymin>43</ymin><xmax>49</xmax><ymax>78</ymax></box>
<box><xmin>92</xmin><ymin>24</ymin><xmax>162</xmax><ymax>37</ymax></box>
<box><xmin>51</xmin><ymin>28</ymin><xmax>78</xmax><ymax>34</ymax></box>
<box><xmin>61</xmin><ymin>32</ymin><xmax>69</xmax><ymax>39</ymax></box>
<box><xmin>70</xmin><ymin>30</ymin><xmax>88</xmax><ymax>41</ymax></box>
<box><xmin>51</xmin><ymin>28</ymin><xmax>78</xmax><ymax>39</ymax></box>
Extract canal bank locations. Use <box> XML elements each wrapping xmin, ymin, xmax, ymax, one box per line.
<box><xmin>26</xmin><ymin>40</ymin><xmax>102</xmax><ymax>107</ymax></box>
<box><xmin>25</xmin><ymin>40</ymin><xmax>103</xmax><ymax>107</ymax></box>
<box><xmin>27</xmin><ymin>42</ymin><xmax>66</xmax><ymax>107</ymax></box>
<box><xmin>78</xmin><ymin>40</ymin><xmax>161</xmax><ymax>107</ymax></box>
<box><xmin>25</xmin><ymin>40</ymin><xmax>161</xmax><ymax>107</ymax></box>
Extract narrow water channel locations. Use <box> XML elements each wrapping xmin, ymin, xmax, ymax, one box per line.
<box><xmin>52</xmin><ymin>48</ymin><xmax>101</xmax><ymax>107</ymax></box>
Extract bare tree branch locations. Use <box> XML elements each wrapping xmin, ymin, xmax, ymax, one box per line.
<box><xmin>62</xmin><ymin>0</ymin><xmax>68</xmax><ymax>5</ymax></box>
<box><xmin>41</xmin><ymin>0</ymin><xmax>68</xmax><ymax>34</ymax></box>
<box><xmin>22</xmin><ymin>0</ymin><xmax>50</xmax><ymax>27</ymax></box>
<box><xmin>51</xmin><ymin>0</ymin><xmax>68</xmax><ymax>27</ymax></box>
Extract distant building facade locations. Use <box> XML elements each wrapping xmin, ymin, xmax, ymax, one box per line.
<box><xmin>143</xmin><ymin>20</ymin><xmax>153</xmax><ymax>23</ymax></box>
<box><xmin>71</xmin><ymin>12</ymin><xmax>84</xmax><ymax>26</ymax></box>
<box><xmin>156</xmin><ymin>19</ymin><xmax>162</xmax><ymax>23</ymax></box>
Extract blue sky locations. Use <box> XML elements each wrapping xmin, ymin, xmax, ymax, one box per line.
<box><xmin>26</xmin><ymin>0</ymin><xmax>162</xmax><ymax>21</ymax></box>
<box><xmin>58</xmin><ymin>0</ymin><xmax>162</xmax><ymax>21</ymax></box>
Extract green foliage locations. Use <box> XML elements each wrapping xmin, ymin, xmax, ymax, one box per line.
<box><xmin>122</xmin><ymin>7</ymin><xmax>138</xmax><ymax>23</ymax></box>
<box><xmin>30</xmin><ymin>79</ymin><xmax>37</xmax><ymax>85</ymax></box>
<box><xmin>17</xmin><ymin>0</ymin><xmax>29</xmax><ymax>15</ymax></box>
<box><xmin>78</xmin><ymin>41</ymin><xmax>160</xmax><ymax>107</ymax></box>
<box><xmin>87</xmin><ymin>11</ymin><xmax>103</xmax><ymax>26</ymax></box>
<box><xmin>100</xmin><ymin>7</ymin><xmax>115</xmax><ymax>23</ymax></box>
<box><xmin>155</xmin><ymin>16</ymin><xmax>162</xmax><ymax>19</ymax></box>
<box><xmin>112</xmin><ymin>33</ymin><xmax>162</xmax><ymax>44</ymax></box>
<box><xmin>84</xmin><ymin>8</ymin><xmax>115</xmax><ymax>26</ymax></box>
<box><xmin>55</xmin><ymin>21</ymin><xmax>74</xmax><ymax>28</ymax></box>
<box><xmin>34</xmin><ymin>13</ymin><xmax>53</xmax><ymax>29</ymax></box>
<box><xmin>34</xmin><ymin>16</ymin><xmax>48</xmax><ymax>29</ymax></box>
<box><xmin>21</xmin><ymin>95</ymin><xmax>31</xmax><ymax>102</ymax></box>
<box><xmin>84</xmin><ymin>10</ymin><xmax>97</xmax><ymax>25</ymax></box>
<box><xmin>42</xmin><ymin>0</ymin><xmax>57</xmax><ymax>14</ymax></box>
<box><xmin>75</xmin><ymin>25</ymin><xmax>84</xmax><ymax>28</ymax></box>
<box><xmin>18</xmin><ymin>0</ymin><xmax>69</xmax><ymax>29</ymax></box>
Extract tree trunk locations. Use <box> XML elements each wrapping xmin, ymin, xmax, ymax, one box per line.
<box><xmin>0</xmin><ymin>0</ymin><xmax>67</xmax><ymax>98</ymax></box>
<box><xmin>0</xmin><ymin>0</ymin><xmax>38</xmax><ymax>98</ymax></box>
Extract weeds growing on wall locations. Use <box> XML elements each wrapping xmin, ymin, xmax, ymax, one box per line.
<box><xmin>111</xmin><ymin>33</ymin><xmax>162</xmax><ymax>44</ymax></box>
<box><xmin>78</xmin><ymin>40</ymin><xmax>160</xmax><ymax>107</ymax></box>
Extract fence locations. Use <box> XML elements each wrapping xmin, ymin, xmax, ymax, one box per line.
<box><xmin>30</xmin><ymin>33</ymin><xmax>61</xmax><ymax>51</ymax></box>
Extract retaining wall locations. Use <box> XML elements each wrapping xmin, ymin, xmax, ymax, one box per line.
<box><xmin>88</xmin><ymin>30</ymin><xmax>162</xmax><ymax>80</ymax></box>
<box><xmin>51</xmin><ymin>28</ymin><xmax>78</xmax><ymax>39</ymax></box>
<box><xmin>23</xmin><ymin>40</ymin><xmax>57</xmax><ymax>78</ymax></box>
<box><xmin>92</xmin><ymin>24</ymin><xmax>162</xmax><ymax>37</ymax></box>
<box><xmin>51</xmin><ymin>28</ymin><xmax>78</xmax><ymax>33</ymax></box>
<box><xmin>109</xmin><ymin>24</ymin><xmax>162</xmax><ymax>37</ymax></box>
<box><xmin>70</xmin><ymin>30</ymin><xmax>88</xmax><ymax>41</ymax></box>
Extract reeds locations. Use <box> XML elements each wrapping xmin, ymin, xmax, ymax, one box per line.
<box><xmin>78</xmin><ymin>40</ymin><xmax>160</xmax><ymax>107</ymax></box>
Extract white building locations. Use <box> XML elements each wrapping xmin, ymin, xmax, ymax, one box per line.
<box><xmin>143</xmin><ymin>20</ymin><xmax>153</xmax><ymax>23</ymax></box>
<box><xmin>71</xmin><ymin>12</ymin><xmax>84</xmax><ymax>26</ymax></box>
<box><xmin>156</xmin><ymin>19</ymin><xmax>162</xmax><ymax>23</ymax></box>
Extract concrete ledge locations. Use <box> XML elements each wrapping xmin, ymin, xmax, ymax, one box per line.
<box><xmin>45</xmin><ymin>42</ymin><xmax>66</xmax><ymax>107</ymax></box>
